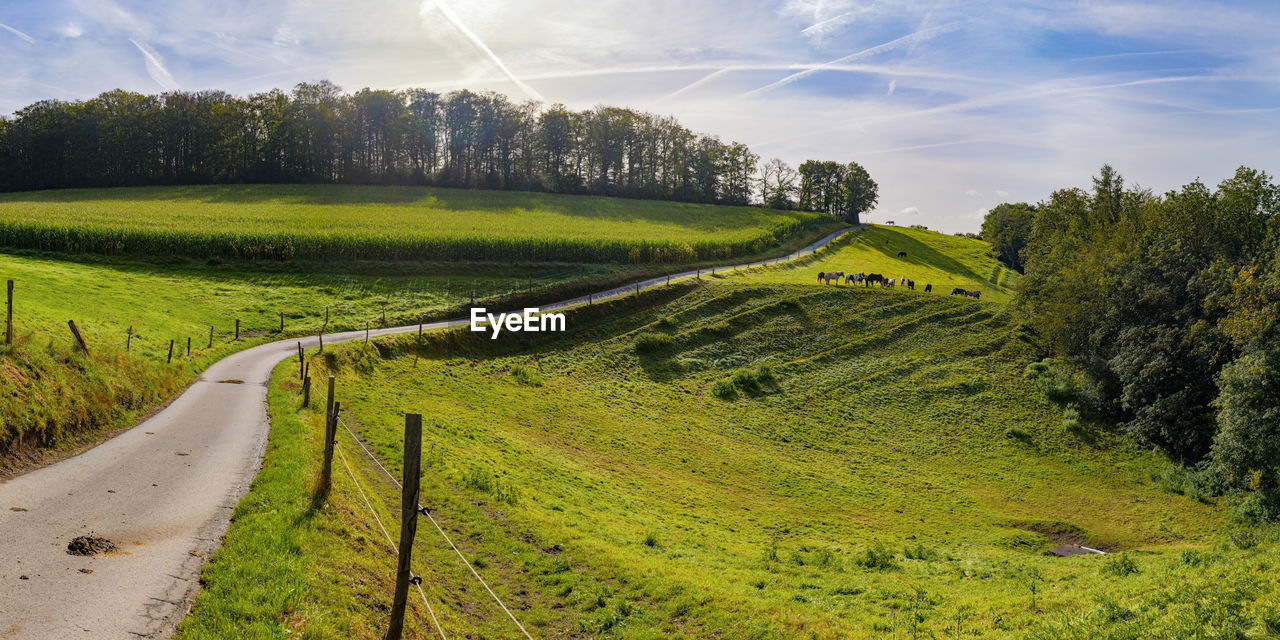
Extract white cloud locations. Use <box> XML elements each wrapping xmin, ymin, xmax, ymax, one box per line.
<box><xmin>56</xmin><ymin>22</ymin><xmax>84</xmax><ymax>38</ymax></box>
<box><xmin>0</xmin><ymin>22</ymin><xmax>35</xmax><ymax>43</ymax></box>
<box><xmin>899</xmin><ymin>206</ymin><xmax>922</xmax><ymax>216</ymax></box>
<box><xmin>129</xmin><ymin>39</ymin><xmax>180</xmax><ymax>91</ymax></box>
<box><xmin>964</xmin><ymin>189</ymin><xmax>979</xmax><ymax>196</ymax></box>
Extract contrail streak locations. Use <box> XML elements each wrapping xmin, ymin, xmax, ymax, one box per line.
<box><xmin>0</xmin><ymin>22</ymin><xmax>35</xmax><ymax>43</ymax></box>
<box><xmin>129</xmin><ymin>39</ymin><xmax>180</xmax><ymax>91</ymax></box>
<box><xmin>423</xmin><ymin>0</ymin><xmax>545</xmax><ymax>102</ymax></box>
<box><xmin>742</xmin><ymin>21</ymin><xmax>964</xmax><ymax>98</ymax></box>
<box><xmin>657</xmin><ymin>68</ymin><xmax>731</xmax><ymax>102</ymax></box>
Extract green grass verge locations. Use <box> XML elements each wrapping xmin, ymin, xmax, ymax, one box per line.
<box><xmin>0</xmin><ymin>185</ymin><xmax>838</xmax><ymax>262</ymax></box>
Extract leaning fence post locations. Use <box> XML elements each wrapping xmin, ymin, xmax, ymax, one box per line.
<box><xmin>5</xmin><ymin>279</ymin><xmax>12</xmax><ymax>345</ymax></box>
<box><xmin>126</xmin><ymin>326</ymin><xmax>133</xmax><ymax>352</ymax></box>
<box><xmin>365</xmin><ymin>321</ymin><xmax>370</xmax><ymax>344</ymax></box>
<box><xmin>67</xmin><ymin>320</ymin><xmax>89</xmax><ymax>353</ymax></box>
<box><xmin>280</xmin><ymin>311</ymin><xmax>284</xmax><ymax>333</ymax></box>
<box><xmin>208</xmin><ymin>325</ymin><xmax>213</xmax><ymax>348</ymax></box>
<box><xmin>235</xmin><ymin>319</ymin><xmax>240</xmax><ymax>340</ymax></box>
<box><xmin>318</xmin><ymin>332</ymin><xmax>324</xmax><ymax>353</ymax></box>
<box><xmin>186</xmin><ymin>337</ymin><xmax>191</xmax><ymax>357</ymax></box>
<box><xmin>298</xmin><ymin>342</ymin><xmax>305</xmax><ymax>379</ymax></box>
<box><xmin>302</xmin><ymin>374</ymin><xmax>311</xmax><ymax>408</ymax></box>
<box><xmin>166</xmin><ymin>339</ymin><xmax>174</xmax><ymax>364</ymax></box>
<box><xmin>384</xmin><ymin>413</ymin><xmax>422</xmax><ymax>640</ymax></box>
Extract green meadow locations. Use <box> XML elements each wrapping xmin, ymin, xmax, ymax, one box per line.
<box><xmin>180</xmin><ymin>227</ymin><xmax>1280</xmax><ymax>638</ymax></box>
<box><xmin>0</xmin><ymin>185</ymin><xmax>837</xmax><ymax>262</ymax></box>
<box><xmin>743</xmin><ymin>224</ymin><xmax>1020</xmax><ymax>302</ymax></box>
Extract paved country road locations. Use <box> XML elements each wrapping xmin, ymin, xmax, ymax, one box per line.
<box><xmin>0</xmin><ymin>225</ymin><xmax>859</xmax><ymax>639</ymax></box>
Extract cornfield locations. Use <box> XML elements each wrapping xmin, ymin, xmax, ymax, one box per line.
<box><xmin>0</xmin><ymin>185</ymin><xmax>837</xmax><ymax>263</ymax></box>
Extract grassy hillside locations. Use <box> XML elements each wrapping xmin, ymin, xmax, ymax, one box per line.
<box><xmin>0</xmin><ymin>185</ymin><xmax>837</xmax><ymax>262</ymax></box>
<box><xmin>743</xmin><ymin>224</ymin><xmax>1020</xmax><ymax>302</ymax></box>
<box><xmin>180</xmin><ymin>230</ymin><xmax>1279</xmax><ymax>638</ymax></box>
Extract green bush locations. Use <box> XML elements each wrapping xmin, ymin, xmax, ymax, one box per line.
<box><xmin>855</xmin><ymin>542</ymin><xmax>898</xmax><ymax>571</ymax></box>
<box><xmin>509</xmin><ymin>364</ymin><xmax>543</xmax><ymax>387</ymax></box>
<box><xmin>1100</xmin><ymin>553</ymin><xmax>1139</xmax><ymax>577</ymax></box>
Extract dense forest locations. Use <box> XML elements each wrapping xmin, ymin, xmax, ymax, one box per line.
<box><xmin>0</xmin><ymin>82</ymin><xmax>876</xmax><ymax>222</ymax></box>
<box><xmin>984</xmin><ymin>166</ymin><xmax>1280</xmax><ymax>520</ymax></box>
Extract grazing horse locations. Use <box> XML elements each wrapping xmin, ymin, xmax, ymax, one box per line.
<box><xmin>907</xmin><ymin>279</ymin><xmax>915</xmax><ymax>290</ymax></box>
<box><xmin>884</xmin><ymin>278</ymin><xmax>896</xmax><ymax>288</ymax></box>
<box><xmin>968</xmin><ymin>290</ymin><xmax>982</xmax><ymax>299</ymax></box>
<box><xmin>951</xmin><ymin>287</ymin><xmax>966</xmax><ymax>296</ymax></box>
<box><xmin>818</xmin><ymin>271</ymin><xmax>844</xmax><ymax>284</ymax></box>
<box><xmin>924</xmin><ymin>283</ymin><xmax>932</xmax><ymax>293</ymax></box>
<box><xmin>897</xmin><ymin>251</ymin><xmax>907</xmax><ymax>257</ymax></box>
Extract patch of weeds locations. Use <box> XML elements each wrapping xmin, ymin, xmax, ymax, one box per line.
<box><xmin>856</xmin><ymin>542</ymin><xmax>898</xmax><ymax>571</ymax></box>
<box><xmin>713</xmin><ymin>365</ymin><xmax>778</xmax><ymax>401</ymax></box>
<box><xmin>903</xmin><ymin>544</ymin><xmax>939</xmax><ymax>561</ymax></box>
<box><xmin>711</xmin><ymin>378</ymin><xmax>739</xmax><ymax>400</ymax></box>
<box><xmin>1004</xmin><ymin>426</ymin><xmax>1031</xmax><ymax>442</ymax></box>
<box><xmin>642</xmin><ymin>532</ymin><xmax>659</xmax><ymax>548</ymax></box>
<box><xmin>509</xmin><ymin>364</ymin><xmax>543</xmax><ymax>387</ymax></box>
<box><xmin>1229</xmin><ymin>528</ymin><xmax>1259</xmax><ymax>550</ymax></box>
<box><xmin>1100</xmin><ymin>553</ymin><xmax>1139</xmax><ymax>577</ymax></box>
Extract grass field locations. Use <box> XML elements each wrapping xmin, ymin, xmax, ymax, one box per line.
<box><xmin>0</xmin><ymin>250</ymin><xmax>613</xmax><ymax>469</ymax></box>
<box><xmin>180</xmin><ymin>228</ymin><xmax>1280</xmax><ymax>638</ymax></box>
<box><xmin>0</xmin><ymin>185</ymin><xmax>837</xmax><ymax>262</ymax></box>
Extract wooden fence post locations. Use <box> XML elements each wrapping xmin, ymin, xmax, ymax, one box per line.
<box><xmin>126</xmin><ymin>326</ymin><xmax>133</xmax><ymax>352</ymax></box>
<box><xmin>186</xmin><ymin>337</ymin><xmax>191</xmax><ymax>357</ymax></box>
<box><xmin>384</xmin><ymin>413</ymin><xmax>422</xmax><ymax>640</ymax></box>
<box><xmin>321</xmin><ymin>376</ymin><xmax>336</xmax><ymax>488</ymax></box>
<box><xmin>166</xmin><ymin>339</ymin><xmax>174</xmax><ymax>364</ymax></box>
<box><xmin>302</xmin><ymin>374</ymin><xmax>311</xmax><ymax>408</ymax></box>
<box><xmin>324</xmin><ymin>306</ymin><xmax>329</xmax><ymax>330</ymax></box>
<box><xmin>303</xmin><ymin>361</ymin><xmax>309</xmax><ymax>387</ymax></box>
<box><xmin>5</xmin><ymin>279</ymin><xmax>12</xmax><ymax>345</ymax></box>
<box><xmin>318</xmin><ymin>333</ymin><xmax>324</xmax><ymax>353</ymax></box>
<box><xmin>297</xmin><ymin>342</ymin><xmax>305</xmax><ymax>379</ymax></box>
<box><xmin>208</xmin><ymin>325</ymin><xmax>213</xmax><ymax>348</ymax></box>
<box><xmin>67</xmin><ymin>320</ymin><xmax>88</xmax><ymax>353</ymax></box>
<box><xmin>280</xmin><ymin>311</ymin><xmax>284</xmax><ymax>332</ymax></box>
<box><xmin>322</xmin><ymin>400</ymin><xmax>339</xmax><ymax>490</ymax></box>
<box><xmin>235</xmin><ymin>319</ymin><xmax>240</xmax><ymax>340</ymax></box>
<box><xmin>365</xmin><ymin>321</ymin><xmax>370</xmax><ymax>344</ymax></box>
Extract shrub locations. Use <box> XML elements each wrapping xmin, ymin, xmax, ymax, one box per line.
<box><xmin>1005</xmin><ymin>426</ymin><xmax>1031</xmax><ymax>441</ymax></box>
<box><xmin>1100</xmin><ymin>553</ymin><xmax>1139</xmax><ymax>577</ymax></box>
<box><xmin>903</xmin><ymin>544</ymin><xmax>939</xmax><ymax>561</ymax></box>
<box><xmin>1229</xmin><ymin>528</ymin><xmax>1259</xmax><ymax>550</ymax></box>
<box><xmin>711</xmin><ymin>379</ymin><xmax>739</xmax><ymax>400</ymax></box>
<box><xmin>855</xmin><ymin>542</ymin><xmax>898</xmax><ymax>571</ymax></box>
<box><xmin>642</xmin><ymin>532</ymin><xmax>659</xmax><ymax>548</ymax></box>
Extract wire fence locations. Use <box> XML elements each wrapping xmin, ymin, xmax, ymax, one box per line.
<box><xmin>312</xmin><ymin>382</ymin><xmax>533</xmax><ymax>640</ymax></box>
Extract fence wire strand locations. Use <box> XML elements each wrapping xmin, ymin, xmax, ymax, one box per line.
<box><xmin>335</xmin><ymin>441</ymin><xmax>448</xmax><ymax>640</ymax></box>
<box><xmin>316</xmin><ymin>385</ymin><xmax>533</xmax><ymax>640</ymax></box>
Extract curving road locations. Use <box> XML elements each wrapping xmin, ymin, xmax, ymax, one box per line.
<box><xmin>0</xmin><ymin>225</ymin><xmax>858</xmax><ymax>639</ymax></box>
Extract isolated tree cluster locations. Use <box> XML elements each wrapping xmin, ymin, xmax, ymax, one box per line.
<box><xmin>1012</xmin><ymin>165</ymin><xmax>1280</xmax><ymax>518</ymax></box>
<box><xmin>0</xmin><ymin>82</ymin><xmax>874</xmax><ymax>220</ymax></box>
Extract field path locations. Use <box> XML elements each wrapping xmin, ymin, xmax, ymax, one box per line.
<box><xmin>0</xmin><ymin>225</ymin><xmax>857</xmax><ymax>639</ymax></box>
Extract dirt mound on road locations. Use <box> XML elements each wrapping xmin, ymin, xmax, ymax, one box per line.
<box><xmin>67</xmin><ymin>535</ymin><xmax>116</xmax><ymax>556</ymax></box>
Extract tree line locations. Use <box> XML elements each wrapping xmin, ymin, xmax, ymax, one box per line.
<box><xmin>984</xmin><ymin>165</ymin><xmax>1280</xmax><ymax>520</ymax></box>
<box><xmin>0</xmin><ymin>82</ymin><xmax>876</xmax><ymax>222</ymax></box>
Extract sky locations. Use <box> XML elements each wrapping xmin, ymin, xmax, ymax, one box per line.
<box><xmin>1</xmin><ymin>0</ymin><xmax>1278</xmax><ymax>232</ymax></box>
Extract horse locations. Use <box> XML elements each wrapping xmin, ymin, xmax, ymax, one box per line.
<box><xmin>951</xmin><ymin>287</ymin><xmax>966</xmax><ymax>296</ymax></box>
<box><xmin>924</xmin><ymin>283</ymin><xmax>932</xmax><ymax>293</ymax></box>
<box><xmin>884</xmin><ymin>278</ymin><xmax>896</xmax><ymax>288</ymax></box>
<box><xmin>897</xmin><ymin>251</ymin><xmax>907</xmax><ymax>257</ymax></box>
<box><xmin>907</xmin><ymin>279</ymin><xmax>915</xmax><ymax>290</ymax></box>
<box><xmin>968</xmin><ymin>290</ymin><xmax>982</xmax><ymax>299</ymax></box>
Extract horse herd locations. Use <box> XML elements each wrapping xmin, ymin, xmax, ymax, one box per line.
<box><xmin>815</xmin><ymin>271</ymin><xmax>981</xmax><ymax>299</ymax></box>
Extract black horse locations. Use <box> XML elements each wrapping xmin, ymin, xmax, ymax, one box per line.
<box><xmin>897</xmin><ymin>251</ymin><xmax>907</xmax><ymax>257</ymax></box>
<box><xmin>951</xmin><ymin>287</ymin><xmax>966</xmax><ymax>296</ymax></box>
<box><xmin>924</xmin><ymin>283</ymin><xmax>932</xmax><ymax>293</ymax></box>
